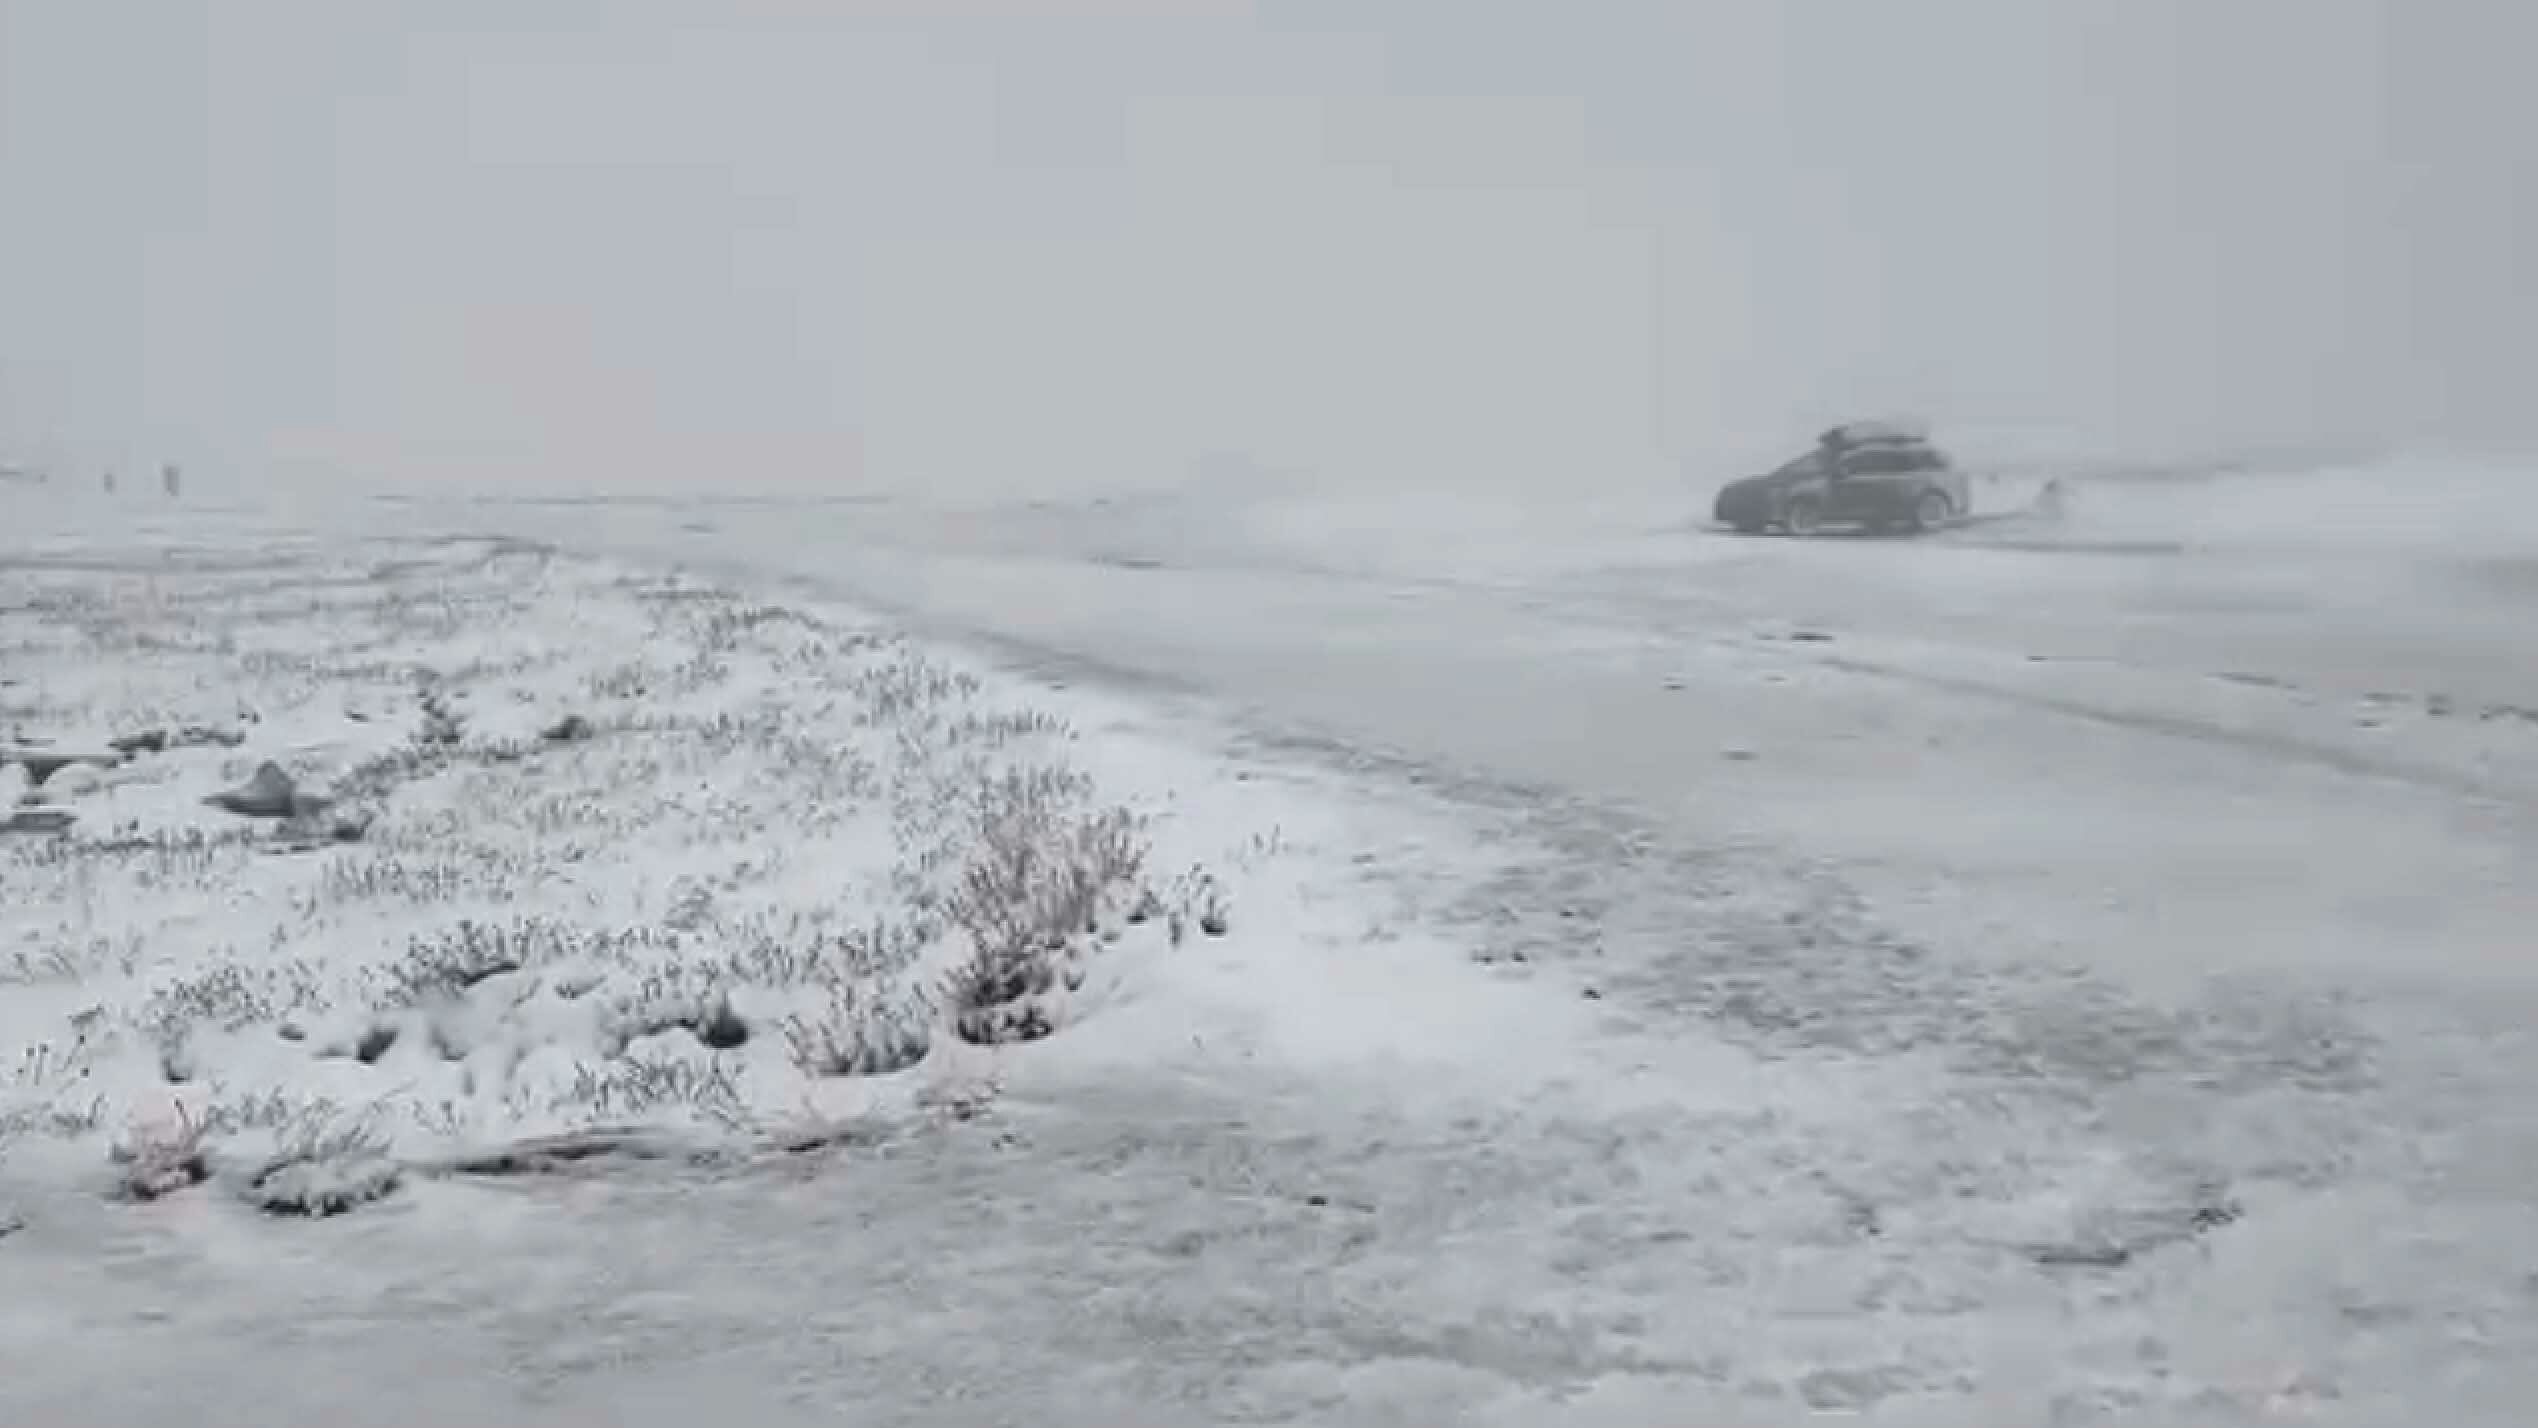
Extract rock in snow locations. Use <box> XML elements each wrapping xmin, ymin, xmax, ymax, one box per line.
<box><xmin>203</xmin><ymin>761</ymin><xmax>330</xmax><ymax>820</ymax></box>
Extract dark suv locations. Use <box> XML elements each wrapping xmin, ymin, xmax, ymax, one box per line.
<box><xmin>1712</xmin><ymin>421</ymin><xmax>1970</xmax><ymax>537</ymax></box>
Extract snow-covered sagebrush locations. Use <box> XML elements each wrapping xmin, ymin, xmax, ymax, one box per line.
<box><xmin>0</xmin><ymin>536</ymin><xmax>1219</xmax><ymax>1209</ymax></box>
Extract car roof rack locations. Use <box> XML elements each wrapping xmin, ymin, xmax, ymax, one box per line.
<box><xmin>1820</xmin><ymin>418</ymin><xmax>1931</xmax><ymax>449</ymax></box>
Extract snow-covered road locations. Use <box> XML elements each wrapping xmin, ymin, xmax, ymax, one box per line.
<box><xmin>9</xmin><ymin>461</ymin><xmax>2537</xmax><ymax>1424</ymax></box>
<box><xmin>487</xmin><ymin>460</ymin><xmax>2538</xmax><ymax>1420</ymax></box>
<box><xmin>615</xmin><ymin>463</ymin><xmax>2538</xmax><ymax>998</ymax></box>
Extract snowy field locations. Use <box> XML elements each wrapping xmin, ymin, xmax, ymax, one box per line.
<box><xmin>6</xmin><ymin>460</ymin><xmax>2538</xmax><ymax>1425</ymax></box>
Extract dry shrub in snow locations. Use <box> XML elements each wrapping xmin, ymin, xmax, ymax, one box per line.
<box><xmin>243</xmin><ymin>1117</ymin><xmax>401</xmax><ymax>1217</ymax></box>
<box><xmin>1161</xmin><ymin>865</ymin><xmax>1233</xmax><ymax>944</ymax></box>
<box><xmin>111</xmin><ymin>1100</ymin><xmax>209</xmax><ymax>1201</ymax></box>
<box><xmin>563</xmin><ymin>1053</ymin><xmax>748</xmax><ymax>1125</ymax></box>
<box><xmin>784</xmin><ymin>979</ymin><xmax>935</xmax><ymax>1077</ymax></box>
<box><xmin>945</xmin><ymin>769</ymin><xmax>1147</xmax><ymax>1046</ymax></box>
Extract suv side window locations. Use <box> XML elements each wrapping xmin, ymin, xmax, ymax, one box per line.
<box><xmin>1839</xmin><ymin>444</ymin><xmax>1944</xmax><ymax>476</ymax></box>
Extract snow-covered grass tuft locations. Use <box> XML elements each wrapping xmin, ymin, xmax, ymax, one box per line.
<box><xmin>0</xmin><ymin>536</ymin><xmax>1213</xmax><ymax>1215</ymax></box>
<box><xmin>943</xmin><ymin>774</ymin><xmax>1147</xmax><ymax>1046</ymax></box>
<box><xmin>108</xmin><ymin>1099</ymin><xmax>209</xmax><ymax>1201</ymax></box>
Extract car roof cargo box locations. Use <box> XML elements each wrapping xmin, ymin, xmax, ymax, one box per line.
<box><xmin>1821</xmin><ymin>418</ymin><xmax>1930</xmax><ymax>450</ymax></box>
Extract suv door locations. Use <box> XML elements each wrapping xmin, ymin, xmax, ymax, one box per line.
<box><xmin>1827</xmin><ymin>442</ymin><xmax>1934</xmax><ymax>521</ymax></box>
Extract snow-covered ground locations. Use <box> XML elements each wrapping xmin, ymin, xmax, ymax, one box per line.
<box><xmin>6</xmin><ymin>459</ymin><xmax>2538</xmax><ymax>1425</ymax></box>
<box><xmin>0</xmin><ymin>533</ymin><xmax>1244</xmax><ymax>1183</ymax></box>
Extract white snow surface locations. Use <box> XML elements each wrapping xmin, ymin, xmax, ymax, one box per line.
<box><xmin>5</xmin><ymin>458</ymin><xmax>2538</xmax><ymax>1426</ymax></box>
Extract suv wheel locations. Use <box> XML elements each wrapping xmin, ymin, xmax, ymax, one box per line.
<box><xmin>1780</xmin><ymin>495</ymin><xmax>1824</xmax><ymax>537</ymax></box>
<box><xmin>1907</xmin><ymin>488</ymin><xmax>1951</xmax><ymax>533</ymax></box>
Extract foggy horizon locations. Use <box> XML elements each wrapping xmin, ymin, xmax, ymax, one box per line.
<box><xmin>4</xmin><ymin>0</ymin><xmax>2532</xmax><ymax>498</ymax></box>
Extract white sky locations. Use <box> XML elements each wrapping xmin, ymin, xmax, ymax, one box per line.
<box><xmin>2</xmin><ymin>0</ymin><xmax>2531</xmax><ymax>495</ymax></box>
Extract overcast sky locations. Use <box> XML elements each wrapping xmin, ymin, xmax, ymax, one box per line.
<box><xmin>2</xmin><ymin>0</ymin><xmax>2530</xmax><ymax>496</ymax></box>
